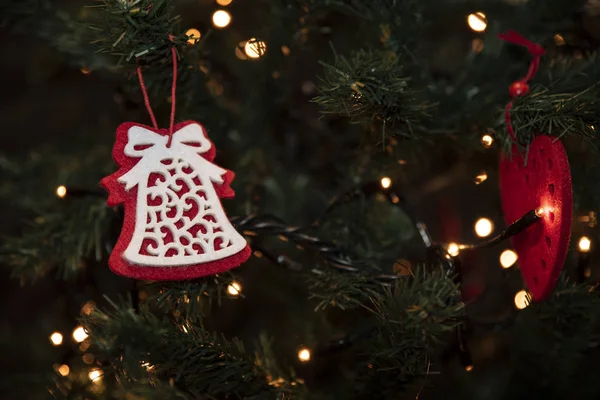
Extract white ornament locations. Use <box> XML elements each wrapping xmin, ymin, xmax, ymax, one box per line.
<box><xmin>116</xmin><ymin>123</ymin><xmax>247</xmax><ymax>266</ymax></box>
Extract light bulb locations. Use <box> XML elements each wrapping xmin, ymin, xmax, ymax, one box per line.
<box><xmin>49</xmin><ymin>332</ymin><xmax>63</xmax><ymax>346</ymax></box>
<box><xmin>185</xmin><ymin>28</ymin><xmax>201</xmax><ymax>45</ymax></box>
<box><xmin>212</xmin><ymin>10</ymin><xmax>231</xmax><ymax>28</ymax></box>
<box><xmin>227</xmin><ymin>281</ymin><xmax>242</xmax><ymax>296</ymax></box>
<box><xmin>216</xmin><ymin>0</ymin><xmax>232</xmax><ymax>5</ymax></box>
<box><xmin>514</xmin><ymin>290</ymin><xmax>530</xmax><ymax>309</ymax></box>
<box><xmin>380</xmin><ymin>177</ymin><xmax>392</xmax><ymax>189</ymax></box>
<box><xmin>56</xmin><ymin>185</ymin><xmax>67</xmax><ymax>198</ymax></box>
<box><xmin>244</xmin><ymin>39</ymin><xmax>267</xmax><ymax>58</ymax></box>
<box><xmin>474</xmin><ymin>172</ymin><xmax>488</xmax><ymax>185</ymax></box>
<box><xmin>474</xmin><ymin>218</ymin><xmax>494</xmax><ymax>238</ymax></box>
<box><xmin>500</xmin><ymin>249</ymin><xmax>518</xmax><ymax>268</ymax></box>
<box><xmin>481</xmin><ymin>134</ymin><xmax>493</xmax><ymax>148</ymax></box>
<box><xmin>467</xmin><ymin>12</ymin><xmax>487</xmax><ymax>32</ymax></box>
<box><xmin>88</xmin><ymin>368</ymin><xmax>102</xmax><ymax>383</ymax></box>
<box><xmin>579</xmin><ymin>236</ymin><xmax>591</xmax><ymax>252</ymax></box>
<box><xmin>72</xmin><ymin>326</ymin><xmax>89</xmax><ymax>343</ymax></box>
<box><xmin>447</xmin><ymin>243</ymin><xmax>460</xmax><ymax>257</ymax></box>
<box><xmin>297</xmin><ymin>347</ymin><xmax>311</xmax><ymax>362</ymax></box>
<box><xmin>58</xmin><ymin>364</ymin><xmax>70</xmax><ymax>377</ymax></box>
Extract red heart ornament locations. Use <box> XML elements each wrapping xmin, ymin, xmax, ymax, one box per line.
<box><xmin>499</xmin><ymin>135</ymin><xmax>573</xmax><ymax>301</ymax></box>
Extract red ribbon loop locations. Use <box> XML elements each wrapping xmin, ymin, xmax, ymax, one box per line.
<box><xmin>498</xmin><ymin>30</ymin><xmax>545</xmax><ymax>141</ymax></box>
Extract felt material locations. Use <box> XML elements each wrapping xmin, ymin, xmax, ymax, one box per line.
<box><xmin>499</xmin><ymin>135</ymin><xmax>572</xmax><ymax>301</ymax></box>
<box><xmin>101</xmin><ymin>120</ymin><xmax>251</xmax><ymax>280</ymax></box>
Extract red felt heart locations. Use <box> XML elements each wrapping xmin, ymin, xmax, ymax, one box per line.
<box><xmin>499</xmin><ymin>135</ymin><xmax>572</xmax><ymax>301</ymax></box>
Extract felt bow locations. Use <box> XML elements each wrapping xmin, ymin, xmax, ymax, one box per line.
<box><xmin>118</xmin><ymin>123</ymin><xmax>227</xmax><ymax>191</ymax></box>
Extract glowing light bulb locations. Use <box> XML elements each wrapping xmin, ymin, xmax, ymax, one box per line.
<box><xmin>579</xmin><ymin>236</ymin><xmax>591</xmax><ymax>252</ymax></box>
<box><xmin>467</xmin><ymin>12</ymin><xmax>487</xmax><ymax>32</ymax></box>
<box><xmin>217</xmin><ymin>0</ymin><xmax>232</xmax><ymax>5</ymax></box>
<box><xmin>500</xmin><ymin>249</ymin><xmax>518</xmax><ymax>268</ymax></box>
<box><xmin>474</xmin><ymin>218</ymin><xmax>494</xmax><ymax>238</ymax></box>
<box><xmin>481</xmin><ymin>134</ymin><xmax>493</xmax><ymax>148</ymax></box>
<box><xmin>244</xmin><ymin>38</ymin><xmax>267</xmax><ymax>59</ymax></box>
<box><xmin>297</xmin><ymin>348</ymin><xmax>311</xmax><ymax>362</ymax></box>
<box><xmin>49</xmin><ymin>332</ymin><xmax>63</xmax><ymax>346</ymax></box>
<box><xmin>465</xmin><ymin>365</ymin><xmax>474</xmax><ymax>372</ymax></box>
<box><xmin>212</xmin><ymin>10</ymin><xmax>231</xmax><ymax>28</ymax></box>
<box><xmin>227</xmin><ymin>281</ymin><xmax>242</xmax><ymax>296</ymax></box>
<box><xmin>474</xmin><ymin>171</ymin><xmax>488</xmax><ymax>185</ymax></box>
<box><xmin>56</xmin><ymin>185</ymin><xmax>67</xmax><ymax>198</ymax></box>
<box><xmin>447</xmin><ymin>243</ymin><xmax>460</xmax><ymax>257</ymax></box>
<box><xmin>80</xmin><ymin>67</ymin><xmax>92</xmax><ymax>75</ymax></box>
<box><xmin>88</xmin><ymin>368</ymin><xmax>102</xmax><ymax>382</ymax></box>
<box><xmin>72</xmin><ymin>326</ymin><xmax>88</xmax><ymax>343</ymax></box>
<box><xmin>380</xmin><ymin>177</ymin><xmax>392</xmax><ymax>189</ymax></box>
<box><xmin>514</xmin><ymin>290</ymin><xmax>530</xmax><ymax>309</ymax></box>
<box><xmin>554</xmin><ymin>34</ymin><xmax>565</xmax><ymax>46</ymax></box>
<box><xmin>185</xmin><ymin>28</ymin><xmax>201</xmax><ymax>45</ymax></box>
<box><xmin>58</xmin><ymin>364</ymin><xmax>70</xmax><ymax>377</ymax></box>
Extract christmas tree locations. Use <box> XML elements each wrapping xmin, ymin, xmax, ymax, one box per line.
<box><xmin>1</xmin><ymin>0</ymin><xmax>600</xmax><ymax>398</ymax></box>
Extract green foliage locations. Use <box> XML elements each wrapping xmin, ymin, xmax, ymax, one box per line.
<box><xmin>82</xmin><ymin>298</ymin><xmax>301</xmax><ymax>400</ymax></box>
<box><xmin>507</xmin><ymin>279</ymin><xmax>600</xmax><ymax>398</ymax></box>
<box><xmin>369</xmin><ymin>266</ymin><xmax>463</xmax><ymax>377</ymax></box>
<box><xmin>315</xmin><ymin>49</ymin><xmax>431</xmax><ymax>142</ymax></box>
<box><xmin>0</xmin><ymin>198</ymin><xmax>111</xmax><ymax>282</ymax></box>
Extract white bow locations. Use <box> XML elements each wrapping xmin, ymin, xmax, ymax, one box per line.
<box><xmin>118</xmin><ymin>123</ymin><xmax>227</xmax><ymax>190</ymax></box>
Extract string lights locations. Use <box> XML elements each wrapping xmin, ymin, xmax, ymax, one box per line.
<box><xmin>185</xmin><ymin>28</ymin><xmax>201</xmax><ymax>45</ymax></box>
<box><xmin>212</xmin><ymin>10</ymin><xmax>231</xmax><ymax>28</ymax></box>
<box><xmin>216</xmin><ymin>0</ymin><xmax>232</xmax><ymax>5</ymax></box>
<box><xmin>56</xmin><ymin>185</ymin><xmax>67</xmax><ymax>198</ymax></box>
<box><xmin>467</xmin><ymin>12</ymin><xmax>487</xmax><ymax>32</ymax></box>
<box><xmin>72</xmin><ymin>326</ymin><xmax>89</xmax><ymax>343</ymax></box>
<box><xmin>480</xmin><ymin>134</ymin><xmax>494</xmax><ymax>148</ymax></box>
<box><xmin>447</xmin><ymin>243</ymin><xmax>460</xmax><ymax>257</ymax></box>
<box><xmin>297</xmin><ymin>347</ymin><xmax>311</xmax><ymax>362</ymax></box>
<box><xmin>380</xmin><ymin>177</ymin><xmax>392</xmax><ymax>189</ymax></box>
<box><xmin>474</xmin><ymin>171</ymin><xmax>488</xmax><ymax>185</ymax></box>
<box><xmin>58</xmin><ymin>364</ymin><xmax>70</xmax><ymax>377</ymax></box>
<box><xmin>227</xmin><ymin>281</ymin><xmax>242</xmax><ymax>296</ymax></box>
<box><xmin>514</xmin><ymin>290</ymin><xmax>530</xmax><ymax>309</ymax></box>
<box><xmin>244</xmin><ymin>39</ymin><xmax>267</xmax><ymax>59</ymax></box>
<box><xmin>499</xmin><ymin>249</ymin><xmax>518</xmax><ymax>268</ymax></box>
<box><xmin>88</xmin><ymin>368</ymin><xmax>102</xmax><ymax>383</ymax></box>
<box><xmin>578</xmin><ymin>236</ymin><xmax>591</xmax><ymax>252</ymax></box>
<box><xmin>474</xmin><ymin>218</ymin><xmax>494</xmax><ymax>238</ymax></box>
<box><xmin>49</xmin><ymin>332</ymin><xmax>63</xmax><ymax>346</ymax></box>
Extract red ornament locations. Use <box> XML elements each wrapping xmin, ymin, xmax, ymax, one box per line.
<box><xmin>509</xmin><ymin>81</ymin><xmax>530</xmax><ymax>97</ymax></box>
<box><xmin>101</xmin><ymin>121</ymin><xmax>251</xmax><ymax>280</ymax></box>
<box><xmin>499</xmin><ymin>135</ymin><xmax>572</xmax><ymax>301</ymax></box>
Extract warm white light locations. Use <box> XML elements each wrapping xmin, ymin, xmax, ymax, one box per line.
<box><xmin>474</xmin><ymin>218</ymin><xmax>494</xmax><ymax>238</ymax></box>
<box><xmin>474</xmin><ymin>172</ymin><xmax>488</xmax><ymax>185</ymax></box>
<box><xmin>185</xmin><ymin>28</ymin><xmax>201</xmax><ymax>45</ymax></box>
<box><xmin>212</xmin><ymin>10</ymin><xmax>231</xmax><ymax>28</ymax></box>
<box><xmin>58</xmin><ymin>364</ymin><xmax>70</xmax><ymax>377</ymax></box>
<box><xmin>227</xmin><ymin>281</ymin><xmax>242</xmax><ymax>296</ymax></box>
<box><xmin>298</xmin><ymin>348</ymin><xmax>311</xmax><ymax>362</ymax></box>
<box><xmin>481</xmin><ymin>134</ymin><xmax>493</xmax><ymax>148</ymax></box>
<box><xmin>88</xmin><ymin>369</ymin><xmax>102</xmax><ymax>382</ymax></box>
<box><xmin>500</xmin><ymin>249</ymin><xmax>518</xmax><ymax>268</ymax></box>
<box><xmin>50</xmin><ymin>332</ymin><xmax>63</xmax><ymax>346</ymax></box>
<box><xmin>380</xmin><ymin>177</ymin><xmax>392</xmax><ymax>189</ymax></box>
<box><xmin>579</xmin><ymin>236</ymin><xmax>591</xmax><ymax>252</ymax></box>
<box><xmin>244</xmin><ymin>39</ymin><xmax>267</xmax><ymax>59</ymax></box>
<box><xmin>56</xmin><ymin>185</ymin><xmax>67</xmax><ymax>198</ymax></box>
<box><xmin>72</xmin><ymin>326</ymin><xmax>89</xmax><ymax>343</ymax></box>
<box><xmin>467</xmin><ymin>12</ymin><xmax>487</xmax><ymax>32</ymax></box>
<box><xmin>447</xmin><ymin>243</ymin><xmax>460</xmax><ymax>257</ymax></box>
<box><xmin>216</xmin><ymin>0</ymin><xmax>232</xmax><ymax>5</ymax></box>
<box><xmin>514</xmin><ymin>290</ymin><xmax>530</xmax><ymax>309</ymax></box>
<box><xmin>465</xmin><ymin>365</ymin><xmax>474</xmax><ymax>372</ymax></box>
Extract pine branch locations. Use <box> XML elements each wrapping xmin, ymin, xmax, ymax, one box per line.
<box><xmin>82</xmin><ymin>299</ymin><xmax>301</xmax><ymax>399</ymax></box>
<box><xmin>314</xmin><ymin>49</ymin><xmax>432</xmax><ymax>142</ymax></box>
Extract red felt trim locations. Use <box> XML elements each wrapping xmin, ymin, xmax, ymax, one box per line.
<box><xmin>499</xmin><ymin>135</ymin><xmax>573</xmax><ymax>301</ymax></box>
<box><xmin>101</xmin><ymin>120</ymin><xmax>250</xmax><ymax>280</ymax></box>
